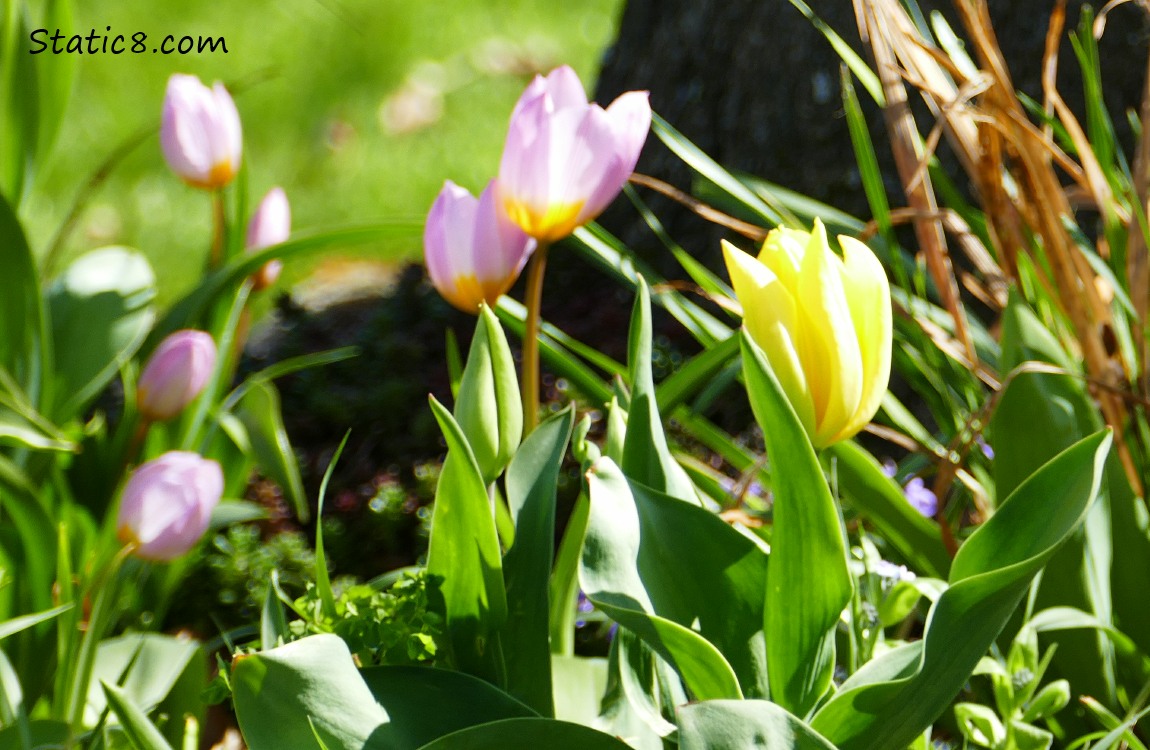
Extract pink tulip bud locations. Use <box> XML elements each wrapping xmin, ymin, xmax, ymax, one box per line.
<box><xmin>424</xmin><ymin>179</ymin><xmax>535</xmax><ymax>313</ymax></box>
<box><xmin>137</xmin><ymin>330</ymin><xmax>216</xmax><ymax>421</ymax></box>
<box><xmin>497</xmin><ymin>65</ymin><xmax>651</xmax><ymax>242</ymax></box>
<box><xmin>117</xmin><ymin>451</ymin><xmax>223</xmax><ymax>561</ymax></box>
<box><xmin>161</xmin><ymin>74</ymin><xmax>243</xmax><ymax>190</ymax></box>
<box><xmin>246</xmin><ymin>187</ymin><xmax>290</xmax><ymax>290</ymax></box>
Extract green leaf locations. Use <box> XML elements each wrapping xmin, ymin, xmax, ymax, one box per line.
<box><xmin>740</xmin><ymin>330</ymin><xmax>852</xmax><ymax>716</ymax></box>
<box><xmin>100</xmin><ymin>681</ymin><xmax>175</xmax><ymax>750</ymax></box>
<box><xmin>811</xmin><ymin>430</ymin><xmax>1112</xmax><ymax>749</ymax></box>
<box><xmin>548</xmin><ymin>488</ymin><xmax>589</xmax><ymax>657</ymax></box>
<box><xmin>550</xmin><ymin>655</ymin><xmax>608</xmax><ymax>726</ymax></box>
<box><xmin>993</xmin><ymin>293</ymin><xmax>1126</xmax><ymax>706</ymax></box>
<box><xmin>0</xmin><ymin>191</ymin><xmax>45</xmax><ymax>396</ymax></box>
<box><xmin>0</xmin><ymin>604</ymin><xmax>70</xmax><ymax>641</ymax></box>
<box><xmin>232</xmin><ymin>634</ymin><xmax>389</xmax><ymax>750</ymax></box>
<box><xmin>621</xmin><ymin>277</ymin><xmax>697</xmax><ymax>503</ymax></box>
<box><xmin>361</xmin><ymin>665</ymin><xmax>536</xmax><ymax>748</ymax></box>
<box><xmin>650</xmin><ymin>114</ymin><xmax>782</xmax><ymax>227</ymax></box>
<box><xmin>501</xmin><ymin>406</ymin><xmax>574</xmax><ymax>715</ymax></box>
<box><xmin>152</xmin><ymin>223</ymin><xmax>421</xmax><ymax>344</ymax></box>
<box><xmin>678</xmin><ymin>700</ymin><xmax>838</xmax><ymax>750</ymax></box>
<box><xmin>828</xmin><ymin>440</ymin><xmax>950</xmax><ymax>579</ymax></box>
<box><xmin>655</xmin><ymin>334</ymin><xmax>740</xmax><ymax>414</ymax></box>
<box><xmin>261</xmin><ymin>577</ymin><xmax>290</xmax><ymax>650</ymax></box>
<box><xmin>84</xmin><ymin>634</ymin><xmax>200</xmax><ymax>728</ymax></box>
<box><xmin>426</xmin><ymin>396</ymin><xmax>507</xmax><ymax>685</ymax></box>
<box><xmin>236</xmin><ymin>380</ymin><xmax>309</xmax><ymax>523</ymax></box>
<box><xmin>579</xmin><ymin>458</ymin><xmax>767</xmax><ymax>700</ymax></box>
<box><xmin>414</xmin><ymin>718</ymin><xmax>633</xmax><ymax>750</ymax></box>
<box><xmin>454</xmin><ymin>304</ymin><xmax>521</xmax><ymax>484</ymax></box>
<box><xmin>47</xmin><ymin>246</ymin><xmax>156</xmax><ymax>421</ymax></box>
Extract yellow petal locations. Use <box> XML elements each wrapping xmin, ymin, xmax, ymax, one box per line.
<box><xmin>756</xmin><ymin>227</ymin><xmax>805</xmax><ymax>291</ymax></box>
<box><xmin>825</xmin><ymin>236</ymin><xmax>892</xmax><ymax>443</ymax></box>
<box><xmin>795</xmin><ymin>220</ymin><xmax>863</xmax><ymax>447</ymax></box>
<box><xmin>722</xmin><ymin>240</ymin><xmax>816</xmax><ymax>435</ymax></box>
<box><xmin>502</xmin><ymin>197</ymin><xmax>585</xmax><ymax>243</ymax></box>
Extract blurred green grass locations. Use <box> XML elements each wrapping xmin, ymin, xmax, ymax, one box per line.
<box><xmin>24</xmin><ymin>0</ymin><xmax>624</xmax><ymax>307</ymax></box>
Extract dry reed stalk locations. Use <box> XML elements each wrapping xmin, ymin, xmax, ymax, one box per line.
<box><xmin>856</xmin><ymin>0</ymin><xmax>978</xmax><ymax>370</ymax></box>
<box><xmin>857</xmin><ymin>0</ymin><xmax>1144</xmax><ymax>495</ymax></box>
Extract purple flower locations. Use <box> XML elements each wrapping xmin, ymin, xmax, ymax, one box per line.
<box><xmin>576</xmin><ymin>590</ymin><xmax>594</xmax><ymax>627</ymax></box>
<box><xmin>904</xmin><ymin>477</ymin><xmax>938</xmax><ymax>517</ymax></box>
<box><xmin>161</xmin><ymin>74</ymin><xmax>242</xmax><ymax>189</ymax></box>
<box><xmin>117</xmin><ymin>451</ymin><xmax>223</xmax><ymax>561</ymax></box>
<box><xmin>881</xmin><ymin>458</ymin><xmax>898</xmax><ymax>478</ymax></box>
<box><xmin>977</xmin><ymin>435</ymin><xmax>995</xmax><ymax>460</ymax></box>
<box><xmin>137</xmin><ymin>330</ymin><xmax>217</xmax><ymax>422</ymax></box>
<box><xmin>424</xmin><ymin>179</ymin><xmax>535</xmax><ymax>313</ymax></box>
<box><xmin>497</xmin><ymin>65</ymin><xmax>651</xmax><ymax>242</ymax></box>
<box><xmin>246</xmin><ymin>187</ymin><xmax>290</xmax><ymax>290</ymax></box>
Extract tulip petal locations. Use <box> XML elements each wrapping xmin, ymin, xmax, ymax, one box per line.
<box><xmin>722</xmin><ymin>240</ymin><xmax>816</xmax><ymax>435</ymax></box>
<box><xmin>828</xmin><ymin>236</ymin><xmax>892</xmax><ymax>443</ymax></box>
<box><xmin>795</xmin><ymin>220</ymin><xmax>863</xmax><ymax>447</ymax></box>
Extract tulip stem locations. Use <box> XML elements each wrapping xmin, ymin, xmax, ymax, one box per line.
<box><xmin>521</xmin><ymin>242</ymin><xmax>549</xmax><ymax>437</ymax></box>
<box><xmin>209</xmin><ymin>190</ymin><xmax>226</xmax><ymax>268</ymax></box>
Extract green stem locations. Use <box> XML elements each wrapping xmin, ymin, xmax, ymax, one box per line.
<box><xmin>209</xmin><ymin>190</ymin><xmax>226</xmax><ymax>269</ymax></box>
<box><xmin>521</xmin><ymin>242</ymin><xmax>550</xmax><ymax>437</ymax></box>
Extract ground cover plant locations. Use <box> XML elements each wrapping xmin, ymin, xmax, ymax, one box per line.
<box><xmin>3</xmin><ymin>0</ymin><xmax>1150</xmax><ymax>748</ymax></box>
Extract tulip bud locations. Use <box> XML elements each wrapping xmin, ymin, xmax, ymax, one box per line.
<box><xmin>117</xmin><ymin>451</ymin><xmax>223</xmax><ymax>561</ymax></box>
<box><xmin>137</xmin><ymin>330</ymin><xmax>217</xmax><ymax>422</ymax></box>
<box><xmin>497</xmin><ymin>65</ymin><xmax>651</xmax><ymax>242</ymax></box>
<box><xmin>454</xmin><ymin>304</ymin><xmax>521</xmax><ymax>482</ymax></box>
<box><xmin>724</xmin><ymin>219</ymin><xmax>892</xmax><ymax>448</ymax></box>
<box><xmin>161</xmin><ymin>74</ymin><xmax>243</xmax><ymax>190</ymax></box>
<box><xmin>424</xmin><ymin>179</ymin><xmax>535</xmax><ymax>313</ymax></box>
<box><xmin>246</xmin><ymin>187</ymin><xmax>290</xmax><ymax>290</ymax></box>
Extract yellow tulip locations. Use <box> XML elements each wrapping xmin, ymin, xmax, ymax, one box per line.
<box><xmin>723</xmin><ymin>219</ymin><xmax>891</xmax><ymax>448</ymax></box>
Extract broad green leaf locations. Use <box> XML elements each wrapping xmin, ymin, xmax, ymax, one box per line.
<box><xmin>678</xmin><ymin>700</ymin><xmax>838</xmax><ymax>750</ymax></box>
<box><xmin>236</xmin><ymin>380</ymin><xmax>309</xmax><ymax>522</ymax></box>
<box><xmin>993</xmin><ymin>293</ymin><xmax>1127</xmax><ymax>707</ymax></box>
<box><xmin>740</xmin><ymin>330</ymin><xmax>852</xmax><ymax>716</ymax></box>
<box><xmin>47</xmin><ymin>246</ymin><xmax>156</xmax><ymax>421</ymax></box>
<box><xmin>455</xmin><ymin>305</ymin><xmax>522</xmax><ymax>484</ymax></box>
<box><xmin>426</xmin><ymin>397</ymin><xmax>507</xmax><ymax>685</ymax></box>
<box><xmin>101</xmin><ymin>681</ymin><xmax>175</xmax><ymax>750</ymax></box>
<box><xmin>621</xmin><ymin>277</ymin><xmax>697</xmax><ymax>503</ymax></box>
<box><xmin>811</xmin><ymin>430</ymin><xmax>1111</xmax><ymax>749</ymax></box>
<box><xmin>501</xmin><ymin>406</ymin><xmax>573</xmax><ymax>715</ymax></box>
<box><xmin>828</xmin><ymin>440</ymin><xmax>950</xmax><ymax>578</ymax></box>
<box><xmin>550</xmin><ymin>656</ymin><xmax>608</xmax><ymax>726</ymax></box>
<box><xmin>414</xmin><ymin>717</ymin><xmax>633</xmax><ymax>750</ymax></box>
<box><xmin>232</xmin><ymin>634</ymin><xmax>389</xmax><ymax>750</ymax></box>
<box><xmin>361</xmin><ymin>665</ymin><xmax>536</xmax><ymax>749</ymax></box>
<box><xmin>0</xmin><ymin>192</ymin><xmax>44</xmax><ymax>396</ymax></box>
<box><xmin>0</xmin><ymin>5</ymin><xmax>37</xmax><ymax>203</ymax></box>
<box><xmin>579</xmin><ymin>458</ymin><xmax>766</xmax><ymax>700</ymax></box>
<box><xmin>84</xmin><ymin>634</ymin><xmax>200</xmax><ymax>728</ymax></box>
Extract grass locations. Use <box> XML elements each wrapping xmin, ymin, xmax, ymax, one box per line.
<box><xmin>23</xmin><ymin>0</ymin><xmax>625</xmax><ymax>307</ymax></box>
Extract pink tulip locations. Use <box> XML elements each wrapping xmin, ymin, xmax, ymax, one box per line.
<box><xmin>424</xmin><ymin>179</ymin><xmax>535</xmax><ymax>313</ymax></box>
<box><xmin>161</xmin><ymin>74</ymin><xmax>242</xmax><ymax>190</ymax></box>
<box><xmin>497</xmin><ymin>65</ymin><xmax>651</xmax><ymax>243</ymax></box>
<box><xmin>137</xmin><ymin>330</ymin><xmax>216</xmax><ymax>421</ymax></box>
<box><xmin>246</xmin><ymin>187</ymin><xmax>290</xmax><ymax>290</ymax></box>
<box><xmin>117</xmin><ymin>451</ymin><xmax>223</xmax><ymax>561</ymax></box>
